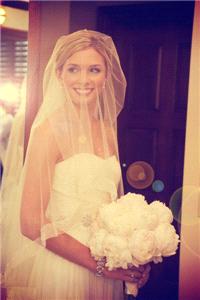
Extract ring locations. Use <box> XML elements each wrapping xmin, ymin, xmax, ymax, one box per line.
<box><xmin>130</xmin><ymin>273</ymin><xmax>135</xmax><ymax>279</ymax></box>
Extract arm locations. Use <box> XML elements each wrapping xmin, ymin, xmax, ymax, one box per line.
<box><xmin>20</xmin><ymin>124</ymin><xmax>56</xmax><ymax>239</ymax></box>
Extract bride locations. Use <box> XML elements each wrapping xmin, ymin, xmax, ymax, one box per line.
<box><xmin>2</xmin><ymin>30</ymin><xmax>150</xmax><ymax>300</ymax></box>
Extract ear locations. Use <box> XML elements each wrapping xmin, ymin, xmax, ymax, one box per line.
<box><xmin>56</xmin><ymin>68</ymin><xmax>62</xmax><ymax>81</ymax></box>
<box><xmin>56</xmin><ymin>68</ymin><xmax>64</xmax><ymax>90</ymax></box>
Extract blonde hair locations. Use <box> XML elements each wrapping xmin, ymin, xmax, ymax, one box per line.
<box><xmin>55</xmin><ymin>30</ymin><xmax>112</xmax><ymax>74</ymax></box>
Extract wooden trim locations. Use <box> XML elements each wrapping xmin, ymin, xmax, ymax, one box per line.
<box><xmin>24</xmin><ymin>1</ymin><xmax>71</xmax><ymax>154</ymax></box>
<box><xmin>179</xmin><ymin>2</ymin><xmax>200</xmax><ymax>300</ymax></box>
<box><xmin>1</xmin><ymin>27</ymin><xmax>28</xmax><ymax>38</ymax></box>
<box><xmin>24</xmin><ymin>0</ymin><xmax>41</xmax><ymax>154</ymax></box>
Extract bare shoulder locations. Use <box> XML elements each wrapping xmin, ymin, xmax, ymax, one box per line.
<box><xmin>29</xmin><ymin>106</ymin><xmax>72</xmax><ymax>161</ymax></box>
<box><xmin>28</xmin><ymin>118</ymin><xmax>62</xmax><ymax>162</ymax></box>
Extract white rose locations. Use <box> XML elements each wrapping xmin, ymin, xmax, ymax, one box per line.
<box><xmin>103</xmin><ymin>234</ymin><xmax>132</xmax><ymax>270</ymax></box>
<box><xmin>128</xmin><ymin>229</ymin><xmax>157</xmax><ymax>265</ymax></box>
<box><xmin>131</xmin><ymin>207</ymin><xmax>158</xmax><ymax>231</ymax></box>
<box><xmin>111</xmin><ymin>214</ymin><xmax>135</xmax><ymax>236</ymax></box>
<box><xmin>97</xmin><ymin>203</ymin><xmax>117</xmax><ymax>230</ymax></box>
<box><xmin>149</xmin><ymin>200</ymin><xmax>173</xmax><ymax>224</ymax></box>
<box><xmin>98</xmin><ymin>202</ymin><xmax>134</xmax><ymax>236</ymax></box>
<box><xmin>142</xmin><ymin>208</ymin><xmax>158</xmax><ymax>230</ymax></box>
<box><xmin>106</xmin><ymin>248</ymin><xmax>132</xmax><ymax>270</ymax></box>
<box><xmin>89</xmin><ymin>228</ymin><xmax>107</xmax><ymax>259</ymax></box>
<box><xmin>154</xmin><ymin>223</ymin><xmax>180</xmax><ymax>256</ymax></box>
<box><xmin>118</xmin><ymin>193</ymin><xmax>147</xmax><ymax>209</ymax></box>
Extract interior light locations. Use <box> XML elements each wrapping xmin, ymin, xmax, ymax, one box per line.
<box><xmin>0</xmin><ymin>6</ymin><xmax>6</xmax><ymax>25</ymax></box>
<box><xmin>0</xmin><ymin>82</ymin><xmax>20</xmax><ymax>106</ymax></box>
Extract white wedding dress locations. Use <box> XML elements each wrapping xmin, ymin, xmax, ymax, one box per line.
<box><xmin>6</xmin><ymin>153</ymin><xmax>124</xmax><ymax>300</ymax></box>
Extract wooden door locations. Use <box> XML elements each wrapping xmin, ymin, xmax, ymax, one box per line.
<box><xmin>97</xmin><ymin>2</ymin><xmax>194</xmax><ymax>300</ymax></box>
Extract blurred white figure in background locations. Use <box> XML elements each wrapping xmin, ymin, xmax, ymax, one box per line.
<box><xmin>1</xmin><ymin>77</ymin><xmax>26</xmax><ymax>282</ymax></box>
<box><xmin>0</xmin><ymin>80</ymin><xmax>24</xmax><ymax>181</ymax></box>
<box><xmin>0</xmin><ymin>77</ymin><xmax>26</xmax><ymax>185</ymax></box>
<box><xmin>0</xmin><ymin>106</ymin><xmax>14</xmax><ymax>171</ymax></box>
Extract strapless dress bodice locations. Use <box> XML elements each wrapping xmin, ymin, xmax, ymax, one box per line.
<box><xmin>44</xmin><ymin>153</ymin><xmax>121</xmax><ymax>243</ymax></box>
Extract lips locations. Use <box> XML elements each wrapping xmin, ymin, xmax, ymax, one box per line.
<box><xmin>74</xmin><ymin>88</ymin><xmax>94</xmax><ymax>95</ymax></box>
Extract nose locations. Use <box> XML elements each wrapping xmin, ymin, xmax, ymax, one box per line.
<box><xmin>79</xmin><ymin>70</ymin><xmax>91</xmax><ymax>86</ymax></box>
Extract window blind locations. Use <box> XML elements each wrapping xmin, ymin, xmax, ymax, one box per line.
<box><xmin>0</xmin><ymin>29</ymin><xmax>28</xmax><ymax>85</ymax></box>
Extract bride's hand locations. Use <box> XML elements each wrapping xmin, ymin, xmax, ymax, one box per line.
<box><xmin>103</xmin><ymin>264</ymin><xmax>151</xmax><ymax>286</ymax></box>
<box><xmin>136</xmin><ymin>264</ymin><xmax>151</xmax><ymax>288</ymax></box>
<box><xmin>103</xmin><ymin>265</ymin><xmax>144</xmax><ymax>284</ymax></box>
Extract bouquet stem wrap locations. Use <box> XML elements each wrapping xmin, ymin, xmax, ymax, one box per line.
<box><xmin>125</xmin><ymin>282</ymin><xmax>138</xmax><ymax>297</ymax></box>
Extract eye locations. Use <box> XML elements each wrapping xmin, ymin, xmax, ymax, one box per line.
<box><xmin>89</xmin><ymin>67</ymin><xmax>101</xmax><ymax>74</ymax></box>
<box><xmin>67</xmin><ymin>67</ymin><xmax>79</xmax><ymax>73</ymax></box>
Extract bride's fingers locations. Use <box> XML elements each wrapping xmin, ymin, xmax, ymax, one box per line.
<box><xmin>137</xmin><ymin>278</ymin><xmax>147</xmax><ymax>288</ymax></box>
<box><xmin>108</xmin><ymin>269</ymin><xmax>142</xmax><ymax>283</ymax></box>
<box><xmin>128</xmin><ymin>269</ymin><xmax>143</xmax><ymax>278</ymax></box>
<box><xmin>124</xmin><ymin>274</ymin><xmax>141</xmax><ymax>283</ymax></box>
<box><xmin>137</xmin><ymin>271</ymin><xmax>150</xmax><ymax>288</ymax></box>
<box><xmin>129</xmin><ymin>265</ymin><xmax>145</xmax><ymax>272</ymax></box>
<box><xmin>123</xmin><ymin>270</ymin><xmax>143</xmax><ymax>283</ymax></box>
<box><xmin>105</xmin><ymin>266</ymin><xmax>149</xmax><ymax>284</ymax></box>
<box><xmin>131</xmin><ymin>263</ymin><xmax>151</xmax><ymax>274</ymax></box>
<box><xmin>142</xmin><ymin>264</ymin><xmax>151</xmax><ymax>278</ymax></box>
<box><xmin>144</xmin><ymin>264</ymin><xmax>151</xmax><ymax>273</ymax></box>
<box><xmin>129</xmin><ymin>264</ymin><xmax>151</xmax><ymax>273</ymax></box>
<box><xmin>140</xmin><ymin>263</ymin><xmax>151</xmax><ymax>273</ymax></box>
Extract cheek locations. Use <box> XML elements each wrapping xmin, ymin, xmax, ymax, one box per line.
<box><xmin>62</xmin><ymin>75</ymin><xmax>75</xmax><ymax>88</ymax></box>
<box><xmin>95</xmin><ymin>74</ymin><xmax>106</xmax><ymax>89</ymax></box>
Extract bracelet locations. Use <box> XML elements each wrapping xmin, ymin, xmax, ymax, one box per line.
<box><xmin>95</xmin><ymin>257</ymin><xmax>106</xmax><ymax>277</ymax></box>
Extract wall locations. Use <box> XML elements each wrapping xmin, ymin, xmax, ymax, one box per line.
<box><xmin>179</xmin><ymin>2</ymin><xmax>200</xmax><ymax>300</ymax></box>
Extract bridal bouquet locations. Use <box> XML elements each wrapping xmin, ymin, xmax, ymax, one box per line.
<box><xmin>88</xmin><ymin>193</ymin><xmax>179</xmax><ymax>297</ymax></box>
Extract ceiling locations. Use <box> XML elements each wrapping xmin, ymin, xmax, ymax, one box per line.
<box><xmin>2</xmin><ymin>1</ymin><xmax>29</xmax><ymax>11</ymax></box>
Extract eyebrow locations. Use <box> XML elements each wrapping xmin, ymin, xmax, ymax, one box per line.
<box><xmin>89</xmin><ymin>64</ymin><xmax>104</xmax><ymax>67</ymax></box>
<box><xmin>66</xmin><ymin>64</ymin><xmax>104</xmax><ymax>67</ymax></box>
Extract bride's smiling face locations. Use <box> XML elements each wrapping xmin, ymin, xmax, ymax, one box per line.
<box><xmin>59</xmin><ymin>47</ymin><xmax>106</xmax><ymax>105</ymax></box>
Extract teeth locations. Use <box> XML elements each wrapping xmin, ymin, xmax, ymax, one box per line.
<box><xmin>74</xmin><ymin>88</ymin><xmax>93</xmax><ymax>95</ymax></box>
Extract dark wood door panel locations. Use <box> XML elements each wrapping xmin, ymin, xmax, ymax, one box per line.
<box><xmin>126</xmin><ymin>43</ymin><xmax>163</xmax><ymax>111</ymax></box>
<box><xmin>123</xmin><ymin>128</ymin><xmax>158</xmax><ymax>165</ymax></box>
<box><xmin>174</xmin><ymin>42</ymin><xmax>192</xmax><ymax>112</ymax></box>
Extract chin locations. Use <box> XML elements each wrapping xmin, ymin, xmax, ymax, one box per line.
<box><xmin>72</xmin><ymin>95</ymin><xmax>97</xmax><ymax>106</ymax></box>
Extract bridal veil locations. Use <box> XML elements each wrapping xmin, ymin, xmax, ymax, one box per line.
<box><xmin>1</xmin><ymin>29</ymin><xmax>127</xmax><ymax>297</ymax></box>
